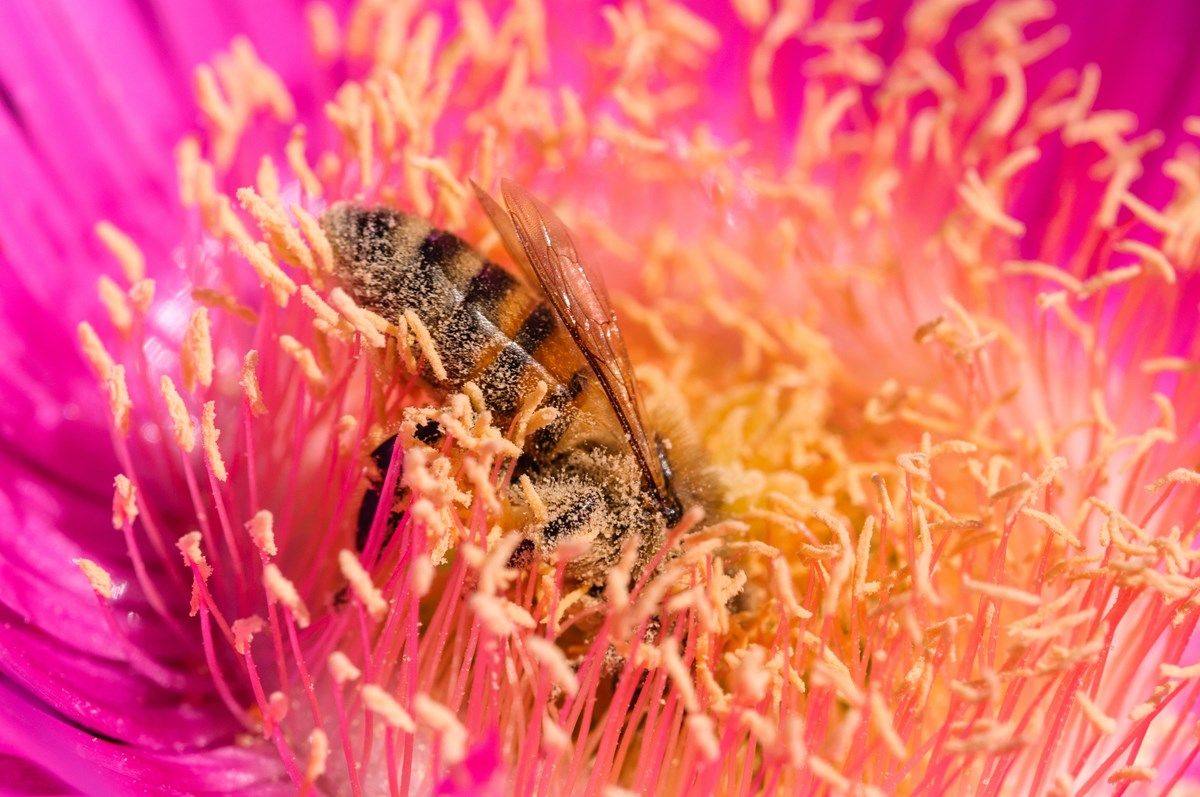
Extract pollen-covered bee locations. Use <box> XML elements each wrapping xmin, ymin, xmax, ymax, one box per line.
<box><xmin>321</xmin><ymin>180</ymin><xmax>715</xmax><ymax>590</ymax></box>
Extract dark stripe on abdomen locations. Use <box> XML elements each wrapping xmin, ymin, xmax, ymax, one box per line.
<box><xmin>513</xmin><ymin>303</ymin><xmax>556</xmax><ymax>353</ymax></box>
<box><xmin>419</xmin><ymin>230</ymin><xmax>470</xmax><ymax>278</ymax></box>
<box><xmin>476</xmin><ymin>343</ymin><xmax>533</xmax><ymax>420</ymax></box>
<box><xmin>462</xmin><ymin>261</ymin><xmax>518</xmax><ymax>317</ymax></box>
<box><xmin>525</xmin><ymin>369</ymin><xmax>588</xmax><ymax>457</ymax></box>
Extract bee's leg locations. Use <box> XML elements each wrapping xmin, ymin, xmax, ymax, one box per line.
<box><xmin>357</xmin><ymin>429</ymin><xmax>438</xmax><ymax>554</ymax></box>
<box><xmin>411</xmin><ymin>419</ymin><xmax>443</xmax><ymax>447</ymax></box>
<box><xmin>507</xmin><ymin>538</ymin><xmax>535</xmax><ymax>568</ymax></box>
<box><xmin>355</xmin><ymin>484</ymin><xmax>408</xmax><ymax>553</ymax></box>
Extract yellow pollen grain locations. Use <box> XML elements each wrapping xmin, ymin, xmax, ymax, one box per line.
<box><xmin>122</xmin><ymin>281</ymin><xmax>153</xmax><ymax>318</ymax></box>
<box><xmin>328</xmin><ymin>651</ymin><xmax>361</xmax><ymax>684</ymax></box>
<box><xmin>160</xmin><ymin>375</ymin><xmax>196</xmax><ymax>453</ymax></box>
<box><xmin>77</xmin><ymin>321</ymin><xmax>115</xmax><ymax>381</ymax></box>
<box><xmin>732</xmin><ymin>646</ymin><xmax>770</xmax><ymax>703</ymax></box>
<box><xmin>1160</xmin><ymin>660</ymin><xmax>1200</xmax><ymax>679</ymax></box>
<box><xmin>237</xmin><ymin>187</ymin><xmax>316</xmax><ymax>276</ymax></box>
<box><xmin>868</xmin><ymin>689</ymin><xmax>906</xmax><ymax>758</ymax></box>
<box><xmin>409</xmin><ymin>154</ymin><xmax>469</xmax><ymax>202</ymax></box>
<box><xmin>191</xmin><ymin>287</ymin><xmax>256</xmax><ymax>325</ymax></box>
<box><xmin>1077</xmin><ymin>265</ymin><xmax>1143</xmax><ymax>299</ymax></box>
<box><xmin>742</xmin><ymin>710</ymin><xmax>777</xmax><ymax>747</ymax></box>
<box><xmin>410</xmin><ymin>555</ymin><xmax>434</xmax><ymax>597</ymax></box>
<box><xmin>1093</xmin><ymin>161</ymin><xmax>1139</xmax><ymax>229</ymax></box>
<box><xmin>730</xmin><ymin>0</ymin><xmax>770</xmax><ymax>26</ymax></box>
<box><xmin>460</xmin><ymin>382</ymin><xmax>486</xmax><ymax>415</ymax></box>
<box><xmin>240</xmin><ymin>350</ymin><xmax>268</xmax><ymax>417</ymax></box>
<box><xmin>174</xmin><ymin>135</ymin><xmax>199</xmax><ymax>206</ymax></box>
<box><xmin>176</xmin><ymin>531</ymin><xmax>211</xmax><ymax>579</ymax></box>
<box><xmin>634</xmin><ymin>567</ymin><xmax>683</xmax><ymax>625</ymax></box>
<box><xmin>364</xmin><ymin>82</ymin><xmax>395</xmax><ymax>155</ymax></box>
<box><xmin>871</xmin><ymin>474</ymin><xmax>897</xmax><ymax>524</ymax></box>
<box><xmin>1020</xmin><ymin>507</ymin><xmax>1082</xmax><ymax>549</ymax></box>
<box><xmin>226</xmin><ymin>211</ymin><xmax>298</xmax><ymax>306</ymax></box>
<box><xmin>73</xmin><ymin>558</ymin><xmax>114</xmax><ymax>600</ymax></box>
<box><xmin>263</xmin><ymin>563</ymin><xmax>311</xmax><ymax>628</ymax></box>
<box><xmin>200</xmin><ymin>401</ymin><xmax>227</xmax><ymax>482</ymax></box>
<box><xmin>984</xmin><ymin>57</ymin><xmax>1026</xmax><ymax>138</ymax></box>
<box><xmin>194</xmin><ymin>63</ymin><xmax>236</xmax><ymax>135</ymax></box>
<box><xmin>353</xmin><ymin>104</ymin><xmax>374</xmax><ymax>186</ymax></box>
<box><xmin>231</xmin><ymin>616</ymin><xmax>264</xmax><ymax>655</ymax></box>
<box><xmin>1002</xmin><ymin>260</ymin><xmax>1083</xmax><ymax>292</ymax></box>
<box><xmin>279</xmin><ymin>335</ymin><xmax>327</xmax><ymax>397</ymax></box>
<box><xmin>255</xmin><ymin>155</ymin><xmax>280</xmax><ymax>207</ymax></box>
<box><xmin>267</xmin><ymin>691</ymin><xmax>288</xmax><ymax>723</ymax></box>
<box><xmin>97</xmin><ymin>276</ymin><xmax>133</xmax><ymax>336</ymax></box>
<box><xmin>181</xmin><ymin>307</ymin><xmax>214</xmax><ymax>393</ymax></box>
<box><xmin>595</xmin><ymin>116</ymin><xmax>669</xmax><ymax>154</ymax></box>
<box><xmin>362</xmin><ymin>685</ymin><xmax>416</xmax><ymax>732</ymax></box>
<box><xmin>285</xmin><ymin>126</ymin><xmax>323</xmax><ymax>198</ymax></box>
<box><xmin>305</xmin><ymin>729</ymin><xmax>329</xmax><ymax>783</ymax></box>
<box><xmin>661</xmin><ymin>638</ymin><xmax>699</xmax><ymax>713</ymax></box>
<box><xmin>112</xmin><ymin>474</ymin><xmax>138</xmax><ymax>529</ymax></box>
<box><xmin>988</xmin><ymin>477</ymin><xmax>1034</xmax><ymax>505</ymax></box>
<box><xmin>1038</xmin><ymin>293</ymin><xmax>1095</xmax><ymax>350</ymax></box>
<box><xmin>854</xmin><ymin>515</ymin><xmax>878</xmax><ymax>597</ymax></box>
<box><xmin>510</xmin><ymin>380</ymin><xmax>549</xmax><ymax>447</ymax></box>
<box><xmin>1122</xmin><ymin>192</ymin><xmax>1180</xmax><ymax>235</ymax></box>
<box><xmin>991</xmin><ymin>145</ymin><xmax>1041</xmax><ymax>186</ymax></box>
<box><xmin>807</xmin><ymin>754</ymin><xmax>850</xmax><ymax>793</ymax></box>
<box><xmin>1148</xmin><ymin>468</ymin><xmax>1200</xmax><ymax>491</ymax></box>
<box><xmin>470</xmin><ymin>593</ymin><xmax>519</xmax><ymax>637</ymax></box>
<box><xmin>687</xmin><ymin>714</ymin><xmax>720</xmax><ymax>762</ymax></box>
<box><xmin>542</xmin><ymin>716</ymin><xmax>571</xmax><ymax>754</ymax></box>
<box><xmin>957</xmin><ymin>169</ymin><xmax>1026</xmax><ymax>237</ymax></box>
<box><xmin>912</xmin><ymin>508</ymin><xmax>940</xmax><ymax>606</ymax></box>
<box><xmin>305</xmin><ymin>1</ymin><xmax>340</xmax><ymax>61</ymax></box>
<box><xmin>292</xmin><ymin>204</ymin><xmax>334</xmax><ymax>273</ymax></box>
<box><xmin>1108</xmin><ymin>766</ymin><xmax>1155</xmax><ymax>784</ymax></box>
<box><xmin>404</xmin><ymin>309</ymin><xmax>447</xmax><ymax>381</ymax></box>
<box><xmin>962</xmin><ymin>575</ymin><xmax>1042</xmax><ymax>607</ymax></box>
<box><xmin>812</xmin><ymin>508</ymin><xmax>854</xmax><ymax>616</ymax></box>
<box><xmin>1074</xmin><ymin>690</ymin><xmax>1117</xmax><ymax>735</ymax></box>
<box><xmin>299</xmin><ymin>285</ymin><xmax>340</xmax><ymax>328</ymax></box>
<box><xmin>95</xmin><ymin>221</ymin><xmax>146</xmax><ymax>283</ymax></box>
<box><xmin>1114</xmin><ymin>239</ymin><xmax>1176</xmax><ymax>283</ymax></box>
<box><xmin>896</xmin><ymin>452</ymin><xmax>931</xmax><ymax>481</ymax></box>
<box><xmin>518</xmin><ymin>475</ymin><xmax>549</xmax><ymax>523</ymax></box>
<box><xmin>337</xmin><ymin>549</ymin><xmax>388</xmax><ymax>620</ymax></box>
<box><xmin>1142</xmin><ymin>357</ymin><xmax>1198</xmax><ymax>375</ymax></box>
<box><xmin>106</xmin><ymin>365</ymin><xmax>132</xmax><ymax>435</ymax></box>
<box><xmin>749</xmin><ymin>6</ymin><xmax>805</xmax><ymax>121</ymax></box>
<box><xmin>329</xmin><ymin>288</ymin><xmax>387</xmax><ymax>348</ymax></box>
<box><xmin>526</xmin><ymin>636</ymin><xmax>579</xmax><ymax>697</ymax></box>
<box><xmin>414</xmin><ymin>694</ymin><xmax>468</xmax><ymax>764</ymax></box>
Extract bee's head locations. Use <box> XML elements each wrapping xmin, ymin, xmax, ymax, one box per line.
<box><xmin>645</xmin><ymin>406</ymin><xmax>723</xmax><ymax>530</ymax></box>
<box><xmin>654</xmin><ymin>434</ymin><xmax>685</xmax><ymax>527</ymax></box>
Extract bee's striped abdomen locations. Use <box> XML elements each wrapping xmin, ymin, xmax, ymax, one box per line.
<box><xmin>322</xmin><ymin>203</ymin><xmax>595</xmax><ymax>455</ymax></box>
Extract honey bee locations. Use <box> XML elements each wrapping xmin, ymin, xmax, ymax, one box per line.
<box><xmin>321</xmin><ymin>180</ymin><xmax>714</xmax><ymax>590</ymax></box>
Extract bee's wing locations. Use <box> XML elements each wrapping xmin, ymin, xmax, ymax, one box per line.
<box><xmin>471</xmin><ymin>180</ymin><xmax>539</xmax><ymax>287</ymax></box>
<box><xmin>487</xmin><ymin>178</ymin><xmax>668</xmax><ymax>501</ymax></box>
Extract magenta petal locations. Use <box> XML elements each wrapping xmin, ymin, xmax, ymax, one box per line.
<box><xmin>433</xmin><ymin>731</ymin><xmax>505</xmax><ymax>797</ymax></box>
<box><xmin>0</xmin><ymin>678</ymin><xmax>286</xmax><ymax>796</ymax></box>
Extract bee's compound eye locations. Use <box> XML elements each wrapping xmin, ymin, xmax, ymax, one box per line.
<box><xmin>662</xmin><ymin>495</ymin><xmax>684</xmax><ymax>527</ymax></box>
<box><xmin>655</xmin><ymin>435</ymin><xmax>684</xmax><ymax>526</ymax></box>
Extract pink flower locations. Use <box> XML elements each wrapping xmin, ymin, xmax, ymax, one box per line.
<box><xmin>3</xmin><ymin>1</ymin><xmax>1200</xmax><ymax>795</ymax></box>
